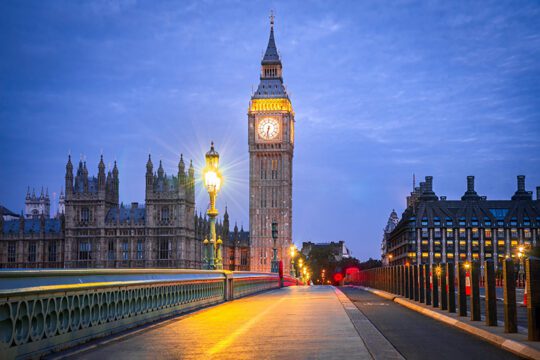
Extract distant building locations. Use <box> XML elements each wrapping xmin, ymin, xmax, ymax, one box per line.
<box><xmin>1</xmin><ymin>154</ymin><xmax>249</xmax><ymax>269</ymax></box>
<box><xmin>381</xmin><ymin>210</ymin><xmax>399</xmax><ymax>266</ymax></box>
<box><xmin>301</xmin><ymin>241</ymin><xmax>351</xmax><ymax>262</ymax></box>
<box><xmin>25</xmin><ymin>187</ymin><xmax>50</xmax><ymax>219</ymax></box>
<box><xmin>0</xmin><ymin>205</ymin><xmax>20</xmax><ymax>221</ymax></box>
<box><xmin>384</xmin><ymin>175</ymin><xmax>540</xmax><ymax>269</ymax></box>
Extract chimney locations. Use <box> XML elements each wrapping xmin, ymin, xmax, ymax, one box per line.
<box><xmin>425</xmin><ymin>176</ymin><xmax>433</xmax><ymax>192</ymax></box>
<box><xmin>517</xmin><ymin>175</ymin><xmax>525</xmax><ymax>192</ymax></box>
<box><xmin>467</xmin><ymin>176</ymin><xmax>475</xmax><ymax>192</ymax></box>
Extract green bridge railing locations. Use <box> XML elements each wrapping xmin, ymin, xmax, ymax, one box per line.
<box><xmin>0</xmin><ymin>269</ymin><xmax>282</xmax><ymax>359</ymax></box>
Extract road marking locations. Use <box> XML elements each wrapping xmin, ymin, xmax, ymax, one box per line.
<box><xmin>206</xmin><ymin>296</ymin><xmax>287</xmax><ymax>356</ymax></box>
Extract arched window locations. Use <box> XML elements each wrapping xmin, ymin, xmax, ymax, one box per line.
<box><xmin>161</xmin><ymin>207</ymin><xmax>170</xmax><ymax>222</ymax></box>
<box><xmin>81</xmin><ymin>207</ymin><xmax>90</xmax><ymax>222</ymax></box>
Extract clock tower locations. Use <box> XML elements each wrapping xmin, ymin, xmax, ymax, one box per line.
<box><xmin>248</xmin><ymin>15</ymin><xmax>294</xmax><ymax>272</ymax></box>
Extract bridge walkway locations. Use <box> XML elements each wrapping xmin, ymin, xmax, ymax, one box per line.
<box><xmin>54</xmin><ymin>286</ymin><xmax>381</xmax><ymax>360</ymax></box>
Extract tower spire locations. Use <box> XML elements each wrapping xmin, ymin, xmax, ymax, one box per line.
<box><xmin>269</xmin><ymin>10</ymin><xmax>274</xmax><ymax>29</ymax></box>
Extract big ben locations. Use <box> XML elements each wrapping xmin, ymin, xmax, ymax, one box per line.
<box><xmin>248</xmin><ymin>14</ymin><xmax>294</xmax><ymax>272</ymax></box>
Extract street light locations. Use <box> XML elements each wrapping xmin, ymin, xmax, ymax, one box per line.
<box><xmin>203</xmin><ymin>141</ymin><xmax>223</xmax><ymax>270</ymax></box>
<box><xmin>517</xmin><ymin>245</ymin><xmax>527</xmax><ymax>286</ymax></box>
<box><xmin>290</xmin><ymin>244</ymin><xmax>296</xmax><ymax>277</ymax></box>
<box><xmin>271</xmin><ymin>221</ymin><xmax>279</xmax><ymax>273</ymax></box>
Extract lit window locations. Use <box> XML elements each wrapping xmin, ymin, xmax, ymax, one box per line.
<box><xmin>459</xmin><ymin>240</ymin><xmax>466</xmax><ymax>246</ymax></box>
<box><xmin>511</xmin><ymin>240</ymin><xmax>518</xmax><ymax>247</ymax></box>
<box><xmin>485</xmin><ymin>229</ymin><xmax>492</xmax><ymax>238</ymax></box>
<box><xmin>447</xmin><ymin>253</ymin><xmax>454</xmax><ymax>258</ymax></box>
<box><xmin>446</xmin><ymin>229</ymin><xmax>454</xmax><ymax>238</ymax></box>
<box><xmin>422</xmin><ymin>228</ymin><xmax>429</xmax><ymax>238</ymax></box>
<box><xmin>510</xmin><ymin>228</ymin><xmax>518</xmax><ymax>238</ymax></box>
<box><xmin>472</xmin><ymin>228</ymin><xmax>479</xmax><ymax>238</ymax></box>
<box><xmin>472</xmin><ymin>253</ymin><xmax>479</xmax><ymax>259</ymax></box>
<box><xmin>498</xmin><ymin>240</ymin><xmax>505</xmax><ymax>246</ymax></box>
<box><xmin>524</xmin><ymin>229</ymin><xmax>531</xmax><ymax>238</ymax></box>
<box><xmin>472</xmin><ymin>241</ymin><xmax>479</xmax><ymax>247</ymax></box>
<box><xmin>434</xmin><ymin>253</ymin><xmax>441</xmax><ymax>258</ymax></box>
<box><xmin>422</xmin><ymin>253</ymin><xmax>429</xmax><ymax>258</ymax></box>
<box><xmin>459</xmin><ymin>228</ymin><xmax>466</xmax><ymax>239</ymax></box>
<box><xmin>485</xmin><ymin>240</ymin><xmax>492</xmax><ymax>247</ymax></box>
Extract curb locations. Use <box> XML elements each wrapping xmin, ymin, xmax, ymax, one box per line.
<box><xmin>354</xmin><ymin>286</ymin><xmax>540</xmax><ymax>360</ymax></box>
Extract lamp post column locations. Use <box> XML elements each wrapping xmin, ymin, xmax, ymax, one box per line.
<box><xmin>203</xmin><ymin>141</ymin><xmax>223</xmax><ymax>270</ymax></box>
<box><xmin>271</xmin><ymin>221</ymin><xmax>279</xmax><ymax>273</ymax></box>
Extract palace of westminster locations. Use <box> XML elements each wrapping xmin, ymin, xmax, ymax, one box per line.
<box><xmin>0</xmin><ymin>16</ymin><xmax>294</xmax><ymax>271</ymax></box>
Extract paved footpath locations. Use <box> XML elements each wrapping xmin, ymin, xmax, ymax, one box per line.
<box><xmin>56</xmin><ymin>286</ymin><xmax>389</xmax><ymax>360</ymax></box>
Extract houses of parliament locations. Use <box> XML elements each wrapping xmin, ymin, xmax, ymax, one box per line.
<box><xmin>0</xmin><ymin>16</ymin><xmax>290</xmax><ymax>272</ymax></box>
<box><xmin>0</xmin><ymin>154</ymin><xmax>249</xmax><ymax>270</ymax></box>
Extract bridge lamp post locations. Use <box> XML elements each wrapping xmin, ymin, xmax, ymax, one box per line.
<box><xmin>271</xmin><ymin>221</ymin><xmax>279</xmax><ymax>273</ymax></box>
<box><xmin>517</xmin><ymin>245</ymin><xmax>525</xmax><ymax>285</ymax></box>
<box><xmin>289</xmin><ymin>244</ymin><xmax>296</xmax><ymax>277</ymax></box>
<box><xmin>203</xmin><ymin>141</ymin><xmax>223</xmax><ymax>270</ymax></box>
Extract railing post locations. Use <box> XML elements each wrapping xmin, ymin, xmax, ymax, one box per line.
<box><xmin>424</xmin><ymin>264</ymin><xmax>432</xmax><ymax>305</ymax></box>
<box><xmin>447</xmin><ymin>262</ymin><xmax>456</xmax><ymax>313</ymax></box>
<box><xmin>526</xmin><ymin>257</ymin><xmax>540</xmax><ymax>341</ymax></box>
<box><xmin>485</xmin><ymin>259</ymin><xmax>497</xmax><ymax>326</ymax></box>
<box><xmin>405</xmin><ymin>265</ymin><xmax>410</xmax><ymax>298</ymax></box>
<box><xmin>503</xmin><ymin>258</ymin><xmax>517</xmax><ymax>333</ymax></box>
<box><xmin>470</xmin><ymin>261</ymin><xmax>481</xmax><ymax>321</ymax></box>
<box><xmin>408</xmin><ymin>265</ymin><xmax>414</xmax><ymax>300</ymax></box>
<box><xmin>419</xmin><ymin>263</ymin><xmax>425</xmax><ymax>303</ymax></box>
<box><xmin>440</xmin><ymin>265</ymin><xmax>448</xmax><ymax>310</ymax></box>
<box><xmin>394</xmin><ymin>266</ymin><xmax>399</xmax><ymax>294</ymax></box>
<box><xmin>413</xmin><ymin>265</ymin><xmax>419</xmax><ymax>301</ymax></box>
<box><xmin>432</xmin><ymin>265</ymin><xmax>439</xmax><ymax>308</ymax></box>
<box><xmin>398</xmin><ymin>265</ymin><xmax>405</xmax><ymax>296</ymax></box>
<box><xmin>457</xmin><ymin>262</ymin><xmax>467</xmax><ymax>316</ymax></box>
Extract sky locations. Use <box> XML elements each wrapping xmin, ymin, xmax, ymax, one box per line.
<box><xmin>1</xmin><ymin>0</ymin><xmax>540</xmax><ymax>260</ymax></box>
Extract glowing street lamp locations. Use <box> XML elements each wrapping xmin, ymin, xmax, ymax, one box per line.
<box><xmin>203</xmin><ymin>141</ymin><xmax>223</xmax><ymax>270</ymax></box>
<box><xmin>289</xmin><ymin>244</ymin><xmax>296</xmax><ymax>277</ymax></box>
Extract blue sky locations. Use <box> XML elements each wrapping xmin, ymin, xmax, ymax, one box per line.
<box><xmin>1</xmin><ymin>1</ymin><xmax>539</xmax><ymax>260</ymax></box>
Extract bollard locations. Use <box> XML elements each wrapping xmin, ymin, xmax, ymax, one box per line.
<box><xmin>526</xmin><ymin>257</ymin><xmax>540</xmax><ymax>341</ymax></box>
<box><xmin>413</xmin><ymin>265</ymin><xmax>419</xmax><ymax>301</ymax></box>
<box><xmin>470</xmin><ymin>261</ymin><xmax>481</xmax><ymax>321</ymax></box>
<box><xmin>394</xmin><ymin>266</ymin><xmax>398</xmax><ymax>294</ymax></box>
<box><xmin>485</xmin><ymin>259</ymin><xmax>497</xmax><ymax>326</ymax></box>
<box><xmin>447</xmin><ymin>262</ymin><xmax>456</xmax><ymax>313</ymax></box>
<box><xmin>424</xmin><ymin>264</ymin><xmax>432</xmax><ymax>305</ymax></box>
<box><xmin>398</xmin><ymin>266</ymin><xmax>403</xmax><ymax>296</ymax></box>
<box><xmin>419</xmin><ymin>263</ymin><xmax>425</xmax><ymax>303</ymax></box>
<box><xmin>432</xmin><ymin>265</ymin><xmax>439</xmax><ymax>308</ymax></box>
<box><xmin>405</xmin><ymin>265</ymin><xmax>410</xmax><ymax>298</ymax></box>
<box><xmin>503</xmin><ymin>258</ymin><xmax>517</xmax><ymax>333</ymax></box>
<box><xmin>409</xmin><ymin>265</ymin><xmax>415</xmax><ymax>300</ymax></box>
<box><xmin>440</xmin><ymin>265</ymin><xmax>448</xmax><ymax>310</ymax></box>
<box><xmin>457</xmin><ymin>262</ymin><xmax>467</xmax><ymax>316</ymax></box>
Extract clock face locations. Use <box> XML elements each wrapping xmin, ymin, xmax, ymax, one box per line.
<box><xmin>258</xmin><ymin>117</ymin><xmax>280</xmax><ymax>140</ymax></box>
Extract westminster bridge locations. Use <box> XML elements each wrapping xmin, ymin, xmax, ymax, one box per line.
<box><xmin>1</xmin><ymin>267</ymin><xmax>540</xmax><ymax>360</ymax></box>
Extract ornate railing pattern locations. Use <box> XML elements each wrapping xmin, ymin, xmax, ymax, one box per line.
<box><xmin>0</xmin><ymin>269</ymin><xmax>282</xmax><ymax>359</ymax></box>
<box><xmin>232</xmin><ymin>273</ymin><xmax>281</xmax><ymax>298</ymax></box>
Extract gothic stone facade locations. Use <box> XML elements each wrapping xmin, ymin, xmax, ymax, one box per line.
<box><xmin>385</xmin><ymin>175</ymin><xmax>540</xmax><ymax>270</ymax></box>
<box><xmin>1</xmin><ymin>154</ymin><xmax>250</xmax><ymax>269</ymax></box>
<box><xmin>248</xmin><ymin>19</ymin><xmax>294</xmax><ymax>272</ymax></box>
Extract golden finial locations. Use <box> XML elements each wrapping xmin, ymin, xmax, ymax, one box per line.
<box><xmin>270</xmin><ymin>10</ymin><xmax>274</xmax><ymax>29</ymax></box>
